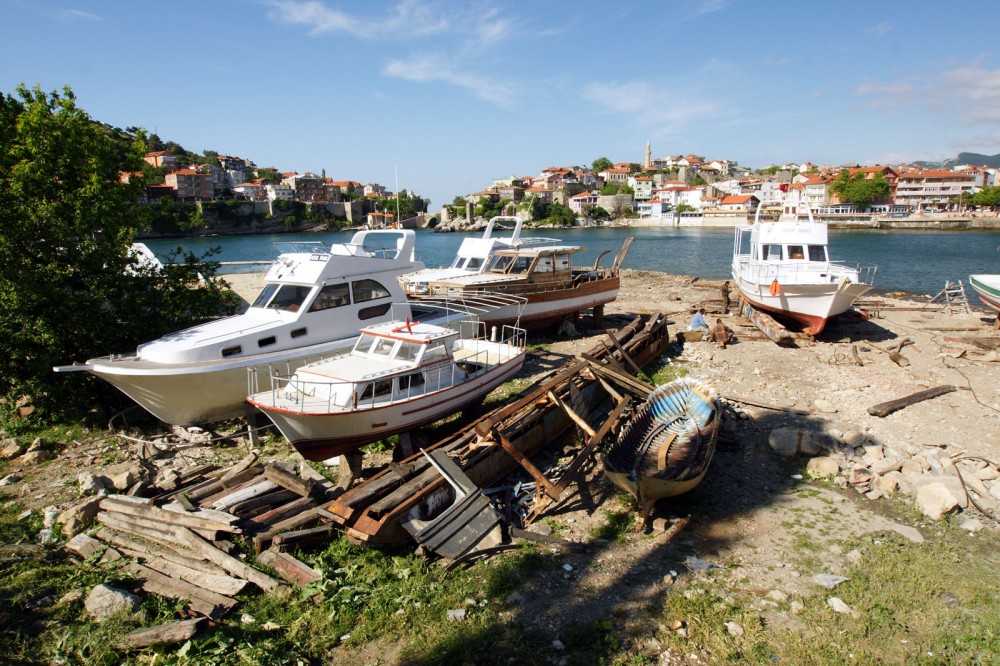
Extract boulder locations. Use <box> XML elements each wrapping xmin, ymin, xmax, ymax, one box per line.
<box><xmin>19</xmin><ymin>449</ymin><xmax>51</xmax><ymax>465</ymax></box>
<box><xmin>848</xmin><ymin>466</ymin><xmax>873</xmax><ymax>487</ymax></box>
<box><xmin>813</xmin><ymin>399</ymin><xmax>838</xmax><ymax>414</ymax></box>
<box><xmin>916</xmin><ymin>482</ymin><xmax>960</xmax><ymax>520</ymax></box>
<box><xmin>85</xmin><ymin>584</ymin><xmax>140</xmax><ymax>620</ymax></box>
<box><xmin>871</xmin><ymin>458</ymin><xmax>904</xmax><ymax>476</ymax></box>
<box><xmin>0</xmin><ymin>438</ymin><xmax>26</xmax><ymax>459</ymax></box>
<box><xmin>842</xmin><ymin>430</ymin><xmax>866</xmax><ymax>448</ymax></box>
<box><xmin>77</xmin><ymin>473</ymin><xmax>108</xmax><ymax>497</ymax></box>
<box><xmin>807</xmin><ymin>457</ymin><xmax>840</xmax><ymax>478</ymax></box>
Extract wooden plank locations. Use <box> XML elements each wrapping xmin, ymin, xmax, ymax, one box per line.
<box><xmin>257</xmin><ymin>549</ymin><xmax>322</xmax><ymax>586</ymax></box>
<box><xmin>126</xmin><ymin>562</ymin><xmax>236</xmax><ymax>619</ymax></box>
<box><xmin>98</xmin><ymin>511</ymin><xmax>207</xmax><ymax>544</ymax></box>
<box><xmin>264</xmin><ymin>466</ymin><xmax>315</xmax><ymax>497</ymax></box>
<box><xmin>141</xmin><ymin>556</ymin><xmax>248</xmax><ymax>596</ymax></box>
<box><xmin>123</xmin><ymin>618</ymin><xmax>207</xmax><ymax>649</ymax></box>
<box><xmin>867</xmin><ymin>385</ymin><xmax>956</xmax><ymax>418</ymax></box>
<box><xmin>97</xmin><ymin>528</ymin><xmax>230</xmax><ymax>577</ymax></box>
<box><xmin>172</xmin><ymin>527</ymin><xmax>283</xmax><ymax>593</ymax></box>
<box><xmin>271</xmin><ymin>526</ymin><xmax>334</xmax><ymax>551</ymax></box>
<box><xmin>100</xmin><ymin>498</ymin><xmax>238</xmax><ymax>535</ymax></box>
<box><xmin>219</xmin><ymin>453</ymin><xmax>259</xmax><ymax>487</ymax></box>
<box><xmin>721</xmin><ymin>393</ymin><xmax>812</xmax><ymax>416</ymax></box>
<box><xmin>210</xmin><ymin>478</ymin><xmax>280</xmax><ymax>511</ymax></box>
<box><xmin>245</xmin><ymin>497</ymin><xmax>316</xmax><ymax>530</ymax></box>
<box><xmin>251</xmin><ymin>509</ymin><xmax>321</xmax><ymax>553</ymax></box>
<box><xmin>228</xmin><ymin>489</ymin><xmax>299</xmax><ymax>517</ymax></box>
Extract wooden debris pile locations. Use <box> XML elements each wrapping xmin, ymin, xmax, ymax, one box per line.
<box><xmin>63</xmin><ymin>453</ymin><xmax>339</xmax><ymax>622</ymax></box>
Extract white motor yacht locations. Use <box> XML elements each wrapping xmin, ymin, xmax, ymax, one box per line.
<box><xmin>55</xmin><ymin>229</ymin><xmax>429</xmax><ymax>425</ymax></box>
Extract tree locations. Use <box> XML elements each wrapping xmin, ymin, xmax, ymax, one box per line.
<box><xmin>829</xmin><ymin>170</ymin><xmax>891</xmax><ymax>211</ymax></box>
<box><xmin>545</xmin><ymin>202</ymin><xmax>576</xmax><ymax>226</ymax></box>
<box><xmin>0</xmin><ymin>85</ymin><xmax>235</xmax><ymax>423</ymax></box>
<box><xmin>972</xmin><ymin>186</ymin><xmax>1000</xmax><ymax>209</ymax></box>
<box><xmin>628</xmin><ymin>163</ymin><xmax>642</xmax><ymax>174</ymax></box>
<box><xmin>592</xmin><ymin>157</ymin><xmax>613</xmax><ymax>174</ymax></box>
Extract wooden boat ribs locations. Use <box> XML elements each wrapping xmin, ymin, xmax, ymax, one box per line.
<box><xmin>316</xmin><ymin>312</ymin><xmax>671</xmax><ymax>548</ymax></box>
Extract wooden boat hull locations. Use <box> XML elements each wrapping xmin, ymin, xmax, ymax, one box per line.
<box><xmin>734</xmin><ymin>278</ymin><xmax>871</xmax><ymax>335</ymax></box>
<box><xmin>250</xmin><ymin>355</ymin><xmax>525</xmax><ymax>460</ymax></box>
<box><xmin>969</xmin><ymin>274</ymin><xmax>1000</xmax><ymax>313</ymax></box>
<box><xmin>603</xmin><ymin>378</ymin><xmax>720</xmax><ymax>523</ymax></box>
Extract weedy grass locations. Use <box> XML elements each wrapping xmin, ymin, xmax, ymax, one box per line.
<box><xmin>657</xmin><ymin>526</ymin><xmax>1000</xmax><ymax>664</ymax></box>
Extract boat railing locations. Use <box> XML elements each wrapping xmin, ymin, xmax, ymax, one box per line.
<box><xmin>735</xmin><ymin>259</ymin><xmax>878</xmax><ymax>286</ymax></box>
<box><xmin>273</xmin><ymin>241</ymin><xmax>400</xmax><ymax>261</ymax></box>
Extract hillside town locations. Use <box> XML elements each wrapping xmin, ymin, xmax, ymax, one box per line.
<box><xmin>452</xmin><ymin>143</ymin><xmax>999</xmax><ymax>227</ymax></box>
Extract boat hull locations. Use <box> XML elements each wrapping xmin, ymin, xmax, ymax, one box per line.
<box><xmin>733</xmin><ymin>277</ymin><xmax>871</xmax><ymax>335</ymax></box>
<box><xmin>250</xmin><ymin>355</ymin><xmax>525</xmax><ymax>460</ymax></box>
<box><xmin>969</xmin><ymin>274</ymin><xmax>1000</xmax><ymax>313</ymax></box>
<box><xmin>84</xmin><ymin>337</ymin><xmax>358</xmax><ymax>425</ymax></box>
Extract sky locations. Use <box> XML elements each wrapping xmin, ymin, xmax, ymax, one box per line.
<box><xmin>4</xmin><ymin>0</ymin><xmax>1000</xmax><ymax>208</ymax></box>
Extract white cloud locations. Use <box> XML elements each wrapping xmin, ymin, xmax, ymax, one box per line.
<box><xmin>265</xmin><ymin>0</ymin><xmax>448</xmax><ymax>39</ymax></box>
<box><xmin>383</xmin><ymin>54</ymin><xmax>519</xmax><ymax>107</ymax></box>
<box><xmin>866</xmin><ymin>21</ymin><xmax>892</xmax><ymax>36</ymax></box>
<box><xmin>581</xmin><ymin>80</ymin><xmax>719</xmax><ymax>136</ymax></box>
<box><xmin>47</xmin><ymin>8</ymin><xmax>103</xmax><ymax>24</ymax></box>
<box><xmin>857</xmin><ymin>57</ymin><xmax>1000</xmax><ymax>124</ymax></box>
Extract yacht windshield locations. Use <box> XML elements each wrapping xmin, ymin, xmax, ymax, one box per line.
<box><xmin>268</xmin><ymin>285</ymin><xmax>312</xmax><ymax>312</ymax></box>
<box><xmin>250</xmin><ymin>283</ymin><xmax>279</xmax><ymax>309</ymax></box>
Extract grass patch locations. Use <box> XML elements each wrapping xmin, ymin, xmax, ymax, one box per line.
<box><xmin>588</xmin><ymin>508</ymin><xmax>637</xmax><ymax>543</ymax></box>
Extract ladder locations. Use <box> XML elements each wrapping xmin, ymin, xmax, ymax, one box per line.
<box><xmin>930</xmin><ymin>280</ymin><xmax>972</xmax><ymax>315</ymax></box>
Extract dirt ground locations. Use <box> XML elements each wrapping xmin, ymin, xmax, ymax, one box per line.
<box><xmin>4</xmin><ymin>268</ymin><xmax>999</xmax><ymax>663</ymax></box>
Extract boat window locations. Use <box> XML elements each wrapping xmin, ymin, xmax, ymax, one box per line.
<box><xmin>398</xmin><ymin>372</ymin><xmax>425</xmax><ymax>391</ymax></box>
<box><xmin>763</xmin><ymin>244</ymin><xmax>783</xmax><ymax>261</ymax></box>
<box><xmin>257</xmin><ymin>336</ymin><xmax>276</xmax><ymax>348</ymax></box>
<box><xmin>250</xmin><ymin>283</ymin><xmax>279</xmax><ymax>309</ymax></box>
<box><xmin>509</xmin><ymin>256</ymin><xmax>533</xmax><ymax>274</ymax></box>
<box><xmin>291</xmin><ymin>328</ymin><xmax>307</xmax><ymax>338</ymax></box>
<box><xmin>424</xmin><ymin>341</ymin><xmax>447</xmax><ymax>360</ymax></box>
<box><xmin>352</xmin><ymin>279</ymin><xmax>391</xmax><ymax>303</ymax></box>
<box><xmin>489</xmin><ymin>255</ymin><xmax>514</xmax><ymax>273</ymax></box>
<box><xmin>372</xmin><ymin>337</ymin><xmax>396</xmax><ymax>357</ymax></box>
<box><xmin>466</xmin><ymin>257</ymin><xmax>483</xmax><ymax>271</ymax></box>
<box><xmin>808</xmin><ymin>245</ymin><xmax>827</xmax><ymax>261</ymax></box>
<box><xmin>354</xmin><ymin>333</ymin><xmax>377</xmax><ymax>354</ymax></box>
<box><xmin>359</xmin><ymin>303</ymin><xmax>392</xmax><ymax>320</ymax></box>
<box><xmin>396</xmin><ymin>342</ymin><xmax>420</xmax><ymax>362</ymax></box>
<box><xmin>309</xmin><ymin>283</ymin><xmax>350</xmax><ymax>312</ymax></box>
<box><xmin>788</xmin><ymin>245</ymin><xmax>805</xmax><ymax>260</ymax></box>
<box><xmin>535</xmin><ymin>257</ymin><xmax>553</xmax><ymax>273</ymax></box>
<box><xmin>268</xmin><ymin>285</ymin><xmax>312</xmax><ymax>312</ymax></box>
<box><xmin>555</xmin><ymin>255</ymin><xmax>571</xmax><ymax>271</ymax></box>
<box><xmin>359</xmin><ymin>379</ymin><xmax>392</xmax><ymax>401</ymax></box>
<box><xmin>221</xmin><ymin>345</ymin><xmax>242</xmax><ymax>358</ymax></box>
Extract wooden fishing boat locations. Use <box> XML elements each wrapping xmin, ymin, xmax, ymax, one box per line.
<box><xmin>603</xmin><ymin>377</ymin><xmax>720</xmax><ymax>529</ymax></box>
<box><xmin>969</xmin><ymin>274</ymin><xmax>1000</xmax><ymax>314</ymax></box>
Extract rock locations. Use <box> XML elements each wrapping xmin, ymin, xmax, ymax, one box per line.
<box><xmin>901</xmin><ymin>459</ymin><xmax>924</xmax><ymax>475</ymax></box>
<box><xmin>38</xmin><ymin>528</ymin><xmax>58</xmax><ymax>546</ymax></box>
<box><xmin>65</xmin><ymin>533</ymin><xmax>106</xmax><ymax>559</ymax></box>
<box><xmin>42</xmin><ymin>506</ymin><xmax>60</xmax><ymax>528</ymax></box>
<box><xmin>505</xmin><ymin>592</ymin><xmax>524</xmax><ymax>604</ymax></box>
<box><xmin>874</xmin><ymin>474</ymin><xmax>899</xmax><ymax>495</ymax></box>
<box><xmin>889</xmin><ymin>523</ymin><xmax>925</xmax><ymax>543</ymax></box>
<box><xmin>552</xmin><ymin>639</ymin><xmax>566</xmax><ymax>651</ymax></box>
<box><xmin>807</xmin><ymin>456</ymin><xmax>840</xmax><ymax>478</ymax></box>
<box><xmin>724</xmin><ymin>621</ymin><xmax>744</xmax><ymax>636</ymax></box>
<box><xmin>846</xmin><ymin>549</ymin><xmax>862</xmax><ymax>563</ymax></box>
<box><xmin>908</xmin><ymin>474</ymin><xmax>968</xmax><ymax>509</ymax></box>
<box><xmin>77</xmin><ymin>473</ymin><xmax>108</xmax><ymax>497</ymax></box>
<box><xmin>790</xmin><ymin>600</ymin><xmax>804</xmax><ymax>614</ymax></box>
<box><xmin>862</xmin><ymin>444</ymin><xmax>884</xmax><ymax>461</ymax></box>
<box><xmin>85</xmin><ymin>584</ymin><xmax>140</xmax><ymax>620</ymax></box>
<box><xmin>766</xmin><ymin>590</ymin><xmax>788</xmax><ymax>603</ymax></box>
<box><xmin>769</xmin><ymin>428</ymin><xmax>820</xmax><ymax>457</ymax></box>
<box><xmin>871</xmin><ymin>458</ymin><xmax>903</xmax><ymax>476</ymax></box>
<box><xmin>848</xmin><ymin>466</ymin><xmax>873</xmax><ymax>486</ymax></box>
<box><xmin>961</xmin><ymin>518</ymin><xmax>985</xmax><ymax>533</ymax></box>
<box><xmin>0</xmin><ymin>438</ymin><xmax>26</xmax><ymax>459</ymax></box>
<box><xmin>827</xmin><ymin>597</ymin><xmax>859</xmax><ymax>617</ymax></box>
<box><xmin>0</xmin><ymin>473</ymin><xmax>21</xmax><ymax>487</ymax></box>
<box><xmin>27</xmin><ymin>437</ymin><xmax>47</xmax><ymax>453</ymax></box>
<box><xmin>842</xmin><ymin>430</ymin><xmax>866</xmax><ymax>447</ymax></box>
<box><xmin>916</xmin><ymin>482</ymin><xmax>960</xmax><ymax>520</ymax></box>
<box><xmin>975</xmin><ymin>466</ymin><xmax>999</xmax><ymax>482</ymax></box>
<box><xmin>813</xmin><ymin>574</ymin><xmax>848</xmax><ymax>589</ymax></box>
<box><xmin>919</xmin><ymin>450</ymin><xmax>945</xmax><ymax>475</ymax></box>
<box><xmin>813</xmin><ymin>399</ymin><xmax>838</xmax><ymax>414</ymax></box>
<box><xmin>58</xmin><ymin>497</ymin><xmax>103</xmax><ymax>538</ymax></box>
<box><xmin>19</xmin><ymin>449</ymin><xmax>51</xmax><ymax>465</ymax></box>
<box><xmin>104</xmin><ymin>462</ymin><xmax>142</xmax><ymax>491</ymax></box>
<box><xmin>446</xmin><ymin>608</ymin><xmax>466</xmax><ymax>622</ymax></box>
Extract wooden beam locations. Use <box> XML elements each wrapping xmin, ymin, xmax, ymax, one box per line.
<box><xmin>126</xmin><ymin>562</ymin><xmax>236</xmax><ymax>619</ymax></box>
<box><xmin>264</xmin><ymin>465</ymin><xmax>315</xmax><ymax>497</ymax></box>
<box><xmin>257</xmin><ymin>549</ymin><xmax>322</xmax><ymax>586</ymax></box>
<box><xmin>867</xmin><ymin>385</ymin><xmax>956</xmax><ymax>418</ymax></box>
<box><xmin>101</xmin><ymin>497</ymin><xmax>240</xmax><ymax>534</ymax></box>
<box><xmin>173</xmin><ymin>527</ymin><xmax>283</xmax><ymax>593</ymax></box>
<box><xmin>721</xmin><ymin>393</ymin><xmax>812</xmax><ymax>416</ymax></box>
<box><xmin>123</xmin><ymin>618</ymin><xmax>207</xmax><ymax>649</ymax></box>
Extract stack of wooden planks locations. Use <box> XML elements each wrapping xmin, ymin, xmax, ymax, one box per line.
<box><xmin>65</xmin><ymin>454</ymin><xmax>336</xmax><ymax>623</ymax></box>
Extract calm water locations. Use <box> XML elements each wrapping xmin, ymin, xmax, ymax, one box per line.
<box><xmin>142</xmin><ymin>226</ymin><xmax>1000</xmax><ymax>298</ymax></box>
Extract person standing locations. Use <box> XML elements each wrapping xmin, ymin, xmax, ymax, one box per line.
<box><xmin>720</xmin><ymin>280</ymin><xmax>731</xmax><ymax>314</ymax></box>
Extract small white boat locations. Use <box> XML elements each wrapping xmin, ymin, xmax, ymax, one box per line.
<box><xmin>55</xmin><ymin>230</ymin><xmax>430</xmax><ymax>425</ymax></box>
<box><xmin>731</xmin><ymin>203</ymin><xmax>876</xmax><ymax>335</ymax></box>
<box><xmin>400</xmin><ymin>215</ymin><xmax>559</xmax><ymax>296</ymax></box>
<box><xmin>969</xmin><ymin>274</ymin><xmax>1000</xmax><ymax>313</ymax></box>
<box><xmin>247</xmin><ymin>318</ymin><xmax>526</xmax><ymax>461</ymax></box>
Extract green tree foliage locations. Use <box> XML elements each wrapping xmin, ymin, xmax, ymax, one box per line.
<box><xmin>628</xmin><ymin>163</ymin><xmax>642</xmax><ymax>174</ymax></box>
<box><xmin>829</xmin><ymin>170</ymin><xmax>891</xmax><ymax>211</ymax></box>
<box><xmin>590</xmin><ymin>206</ymin><xmax>610</xmax><ymax>222</ymax></box>
<box><xmin>255</xmin><ymin>168</ymin><xmax>281</xmax><ymax>184</ymax></box>
<box><xmin>691</xmin><ymin>176</ymin><xmax>707</xmax><ymax>186</ymax></box>
<box><xmin>545</xmin><ymin>202</ymin><xmax>576</xmax><ymax>226</ymax></box>
<box><xmin>592</xmin><ymin>157</ymin><xmax>613</xmax><ymax>174</ymax></box>
<box><xmin>972</xmin><ymin>186</ymin><xmax>1000</xmax><ymax>209</ymax></box>
<box><xmin>0</xmin><ymin>85</ymin><xmax>236</xmax><ymax>422</ymax></box>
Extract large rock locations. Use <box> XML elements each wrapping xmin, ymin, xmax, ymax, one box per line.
<box><xmin>84</xmin><ymin>584</ymin><xmax>140</xmax><ymax>620</ymax></box>
<box><xmin>871</xmin><ymin>458</ymin><xmax>904</xmax><ymax>476</ymax></box>
<box><xmin>78</xmin><ymin>473</ymin><xmax>109</xmax><ymax>497</ymax></box>
<box><xmin>0</xmin><ymin>438</ymin><xmax>26</xmax><ymax>459</ymax></box>
<box><xmin>769</xmin><ymin>428</ymin><xmax>821</xmax><ymax>457</ymax></box>
<box><xmin>916</xmin><ymin>482</ymin><xmax>960</xmax><ymax>520</ymax></box>
<box><xmin>58</xmin><ymin>497</ymin><xmax>103</xmax><ymax>538</ymax></box>
<box><xmin>807</xmin><ymin>457</ymin><xmax>840</xmax><ymax>478</ymax></box>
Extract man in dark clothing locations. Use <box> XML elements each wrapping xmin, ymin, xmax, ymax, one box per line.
<box><xmin>720</xmin><ymin>280</ymin><xmax>731</xmax><ymax>314</ymax></box>
<box><xmin>707</xmin><ymin>318</ymin><xmax>734</xmax><ymax>349</ymax></box>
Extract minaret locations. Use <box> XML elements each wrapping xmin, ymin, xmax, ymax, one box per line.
<box><xmin>644</xmin><ymin>141</ymin><xmax>651</xmax><ymax>169</ymax></box>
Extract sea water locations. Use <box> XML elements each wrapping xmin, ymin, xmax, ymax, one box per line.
<box><xmin>141</xmin><ymin>226</ymin><xmax>1000</xmax><ymax>298</ymax></box>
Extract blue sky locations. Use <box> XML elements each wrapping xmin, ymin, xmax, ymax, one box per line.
<box><xmin>4</xmin><ymin>1</ymin><xmax>1000</xmax><ymax>208</ymax></box>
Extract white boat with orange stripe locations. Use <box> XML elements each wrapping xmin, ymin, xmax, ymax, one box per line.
<box><xmin>731</xmin><ymin>202</ymin><xmax>877</xmax><ymax>335</ymax></box>
<box><xmin>246</xmin><ymin>317</ymin><xmax>526</xmax><ymax>461</ymax></box>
